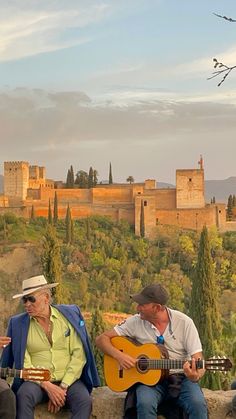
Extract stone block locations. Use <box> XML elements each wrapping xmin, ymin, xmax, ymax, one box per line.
<box><xmin>34</xmin><ymin>387</ymin><xmax>236</xmax><ymax>419</ymax></box>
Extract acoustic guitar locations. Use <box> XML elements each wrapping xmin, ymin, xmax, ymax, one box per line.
<box><xmin>104</xmin><ymin>336</ymin><xmax>232</xmax><ymax>392</ymax></box>
<box><xmin>0</xmin><ymin>367</ymin><xmax>51</xmax><ymax>381</ymax></box>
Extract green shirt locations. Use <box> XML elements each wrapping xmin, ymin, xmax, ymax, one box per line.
<box><xmin>24</xmin><ymin>306</ymin><xmax>86</xmax><ymax>387</ymax></box>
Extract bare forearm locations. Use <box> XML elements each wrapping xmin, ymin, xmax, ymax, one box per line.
<box><xmin>96</xmin><ymin>335</ymin><xmax>121</xmax><ymax>359</ymax></box>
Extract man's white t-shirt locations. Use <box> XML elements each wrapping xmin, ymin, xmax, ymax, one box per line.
<box><xmin>114</xmin><ymin>308</ymin><xmax>202</xmax><ymax>361</ymax></box>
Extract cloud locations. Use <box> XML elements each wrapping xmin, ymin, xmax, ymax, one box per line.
<box><xmin>0</xmin><ymin>1</ymin><xmax>112</xmax><ymax>61</ymax></box>
<box><xmin>1</xmin><ymin>87</ymin><xmax>236</xmax><ymax>184</ymax></box>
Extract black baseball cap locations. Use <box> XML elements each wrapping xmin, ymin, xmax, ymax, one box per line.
<box><xmin>131</xmin><ymin>283</ymin><xmax>169</xmax><ymax>305</ymax></box>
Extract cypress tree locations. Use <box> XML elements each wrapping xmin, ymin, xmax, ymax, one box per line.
<box><xmin>93</xmin><ymin>169</ymin><xmax>98</xmax><ymax>187</ymax></box>
<box><xmin>66</xmin><ymin>169</ymin><xmax>72</xmax><ymax>188</ymax></box>
<box><xmin>233</xmin><ymin>194</ymin><xmax>236</xmax><ymax>208</ymax></box>
<box><xmin>86</xmin><ymin>217</ymin><xmax>91</xmax><ymax>241</ymax></box>
<box><xmin>190</xmin><ymin>226</ymin><xmax>222</xmax><ymax>389</ymax></box>
<box><xmin>30</xmin><ymin>205</ymin><xmax>35</xmax><ymax>220</ymax></box>
<box><xmin>66</xmin><ymin>166</ymin><xmax>75</xmax><ymax>188</ymax></box>
<box><xmin>90</xmin><ymin>308</ymin><xmax>106</xmax><ymax>385</ymax></box>
<box><xmin>41</xmin><ymin>224</ymin><xmax>64</xmax><ymax>304</ymax></box>
<box><xmin>48</xmin><ymin>199</ymin><xmax>53</xmax><ymax>224</ymax></box>
<box><xmin>140</xmin><ymin>200</ymin><xmax>145</xmax><ymax>238</ymax></box>
<box><xmin>109</xmin><ymin>162</ymin><xmax>113</xmax><ymax>184</ymax></box>
<box><xmin>71</xmin><ymin>214</ymin><xmax>74</xmax><ymax>245</ymax></box>
<box><xmin>70</xmin><ymin>165</ymin><xmax>75</xmax><ymax>188</ymax></box>
<box><xmin>65</xmin><ymin>204</ymin><xmax>72</xmax><ymax>244</ymax></box>
<box><xmin>88</xmin><ymin>167</ymin><xmax>94</xmax><ymax>188</ymax></box>
<box><xmin>212</xmin><ymin>196</ymin><xmax>215</xmax><ymax>204</ymax></box>
<box><xmin>53</xmin><ymin>192</ymin><xmax>58</xmax><ymax>225</ymax></box>
<box><xmin>227</xmin><ymin>195</ymin><xmax>233</xmax><ymax>220</ymax></box>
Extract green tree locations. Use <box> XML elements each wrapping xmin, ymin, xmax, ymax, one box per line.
<box><xmin>190</xmin><ymin>226</ymin><xmax>222</xmax><ymax>389</ymax></box>
<box><xmin>75</xmin><ymin>170</ymin><xmax>89</xmax><ymax>188</ymax></box>
<box><xmin>66</xmin><ymin>165</ymin><xmax>75</xmax><ymax>188</ymax></box>
<box><xmin>48</xmin><ymin>199</ymin><xmax>53</xmax><ymax>224</ymax></box>
<box><xmin>140</xmin><ymin>200</ymin><xmax>145</xmax><ymax>238</ymax></box>
<box><xmin>109</xmin><ymin>162</ymin><xmax>113</xmax><ymax>184</ymax></box>
<box><xmin>227</xmin><ymin>194</ymin><xmax>233</xmax><ymax>220</ymax></box>
<box><xmin>88</xmin><ymin>167</ymin><xmax>94</xmax><ymax>189</ymax></box>
<box><xmin>30</xmin><ymin>205</ymin><xmax>35</xmax><ymax>220</ymax></box>
<box><xmin>53</xmin><ymin>192</ymin><xmax>58</xmax><ymax>225</ymax></box>
<box><xmin>41</xmin><ymin>224</ymin><xmax>64</xmax><ymax>304</ymax></box>
<box><xmin>86</xmin><ymin>217</ymin><xmax>91</xmax><ymax>241</ymax></box>
<box><xmin>65</xmin><ymin>204</ymin><xmax>72</xmax><ymax>244</ymax></box>
<box><xmin>70</xmin><ymin>165</ymin><xmax>75</xmax><ymax>188</ymax></box>
<box><xmin>90</xmin><ymin>308</ymin><xmax>106</xmax><ymax>385</ymax></box>
<box><xmin>126</xmin><ymin>175</ymin><xmax>134</xmax><ymax>184</ymax></box>
<box><xmin>93</xmin><ymin>169</ymin><xmax>98</xmax><ymax>187</ymax></box>
<box><xmin>233</xmin><ymin>194</ymin><xmax>236</xmax><ymax>208</ymax></box>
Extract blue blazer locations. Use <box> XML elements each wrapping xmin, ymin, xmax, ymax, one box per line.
<box><xmin>1</xmin><ymin>304</ymin><xmax>100</xmax><ymax>393</ymax></box>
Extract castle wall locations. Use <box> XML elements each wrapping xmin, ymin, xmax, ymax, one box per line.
<box><xmin>176</xmin><ymin>169</ymin><xmax>204</xmax><ymax>209</ymax></box>
<box><xmin>92</xmin><ymin>187</ymin><xmax>133</xmax><ymax>204</ymax></box>
<box><xmin>154</xmin><ymin>189</ymin><xmax>176</xmax><ymax>209</ymax></box>
<box><xmin>156</xmin><ymin>206</ymin><xmax>220</xmax><ymax>230</ymax></box>
<box><xmin>39</xmin><ymin>188</ymin><xmax>92</xmax><ymax>203</ymax></box>
<box><xmin>223</xmin><ymin>221</ymin><xmax>236</xmax><ymax>232</ymax></box>
<box><xmin>4</xmin><ymin>161</ymin><xmax>29</xmax><ymax>200</ymax></box>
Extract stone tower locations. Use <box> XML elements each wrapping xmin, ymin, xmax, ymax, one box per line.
<box><xmin>4</xmin><ymin>161</ymin><xmax>29</xmax><ymax>200</ymax></box>
<box><xmin>176</xmin><ymin>158</ymin><xmax>205</xmax><ymax>209</ymax></box>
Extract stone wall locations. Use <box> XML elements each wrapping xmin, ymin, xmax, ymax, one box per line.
<box><xmin>34</xmin><ymin>387</ymin><xmax>236</xmax><ymax>419</ymax></box>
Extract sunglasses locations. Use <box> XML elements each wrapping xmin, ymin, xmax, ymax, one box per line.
<box><xmin>157</xmin><ymin>335</ymin><xmax>164</xmax><ymax>345</ymax></box>
<box><xmin>21</xmin><ymin>295</ymin><xmax>37</xmax><ymax>304</ymax></box>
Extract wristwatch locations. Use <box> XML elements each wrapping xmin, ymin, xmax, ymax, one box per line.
<box><xmin>60</xmin><ymin>382</ymin><xmax>69</xmax><ymax>390</ymax></box>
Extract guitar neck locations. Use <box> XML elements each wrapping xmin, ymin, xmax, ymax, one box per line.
<box><xmin>0</xmin><ymin>367</ymin><xmax>22</xmax><ymax>379</ymax></box>
<box><xmin>139</xmin><ymin>359</ymin><xmax>204</xmax><ymax>370</ymax></box>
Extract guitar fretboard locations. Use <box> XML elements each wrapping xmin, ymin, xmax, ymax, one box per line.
<box><xmin>0</xmin><ymin>367</ymin><xmax>21</xmax><ymax>379</ymax></box>
<box><xmin>137</xmin><ymin>359</ymin><xmax>204</xmax><ymax>370</ymax></box>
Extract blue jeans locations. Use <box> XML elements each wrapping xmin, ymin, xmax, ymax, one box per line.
<box><xmin>16</xmin><ymin>380</ymin><xmax>92</xmax><ymax>419</ymax></box>
<box><xmin>136</xmin><ymin>376</ymin><xmax>208</xmax><ymax>419</ymax></box>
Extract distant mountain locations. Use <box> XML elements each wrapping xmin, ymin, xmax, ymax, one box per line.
<box><xmin>157</xmin><ymin>182</ymin><xmax>175</xmax><ymax>189</ymax></box>
<box><xmin>205</xmin><ymin>177</ymin><xmax>236</xmax><ymax>203</ymax></box>
<box><xmin>157</xmin><ymin>177</ymin><xmax>236</xmax><ymax>203</ymax></box>
<box><xmin>0</xmin><ymin>175</ymin><xmax>3</xmax><ymax>193</ymax></box>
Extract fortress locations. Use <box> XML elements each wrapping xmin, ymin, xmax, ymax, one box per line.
<box><xmin>0</xmin><ymin>158</ymin><xmax>230</xmax><ymax>237</ymax></box>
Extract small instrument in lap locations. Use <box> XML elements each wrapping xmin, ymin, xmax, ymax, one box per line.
<box><xmin>0</xmin><ymin>367</ymin><xmax>51</xmax><ymax>381</ymax></box>
<box><xmin>104</xmin><ymin>336</ymin><xmax>232</xmax><ymax>392</ymax></box>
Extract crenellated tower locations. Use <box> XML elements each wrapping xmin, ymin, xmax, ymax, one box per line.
<box><xmin>4</xmin><ymin>161</ymin><xmax>29</xmax><ymax>200</ymax></box>
<box><xmin>176</xmin><ymin>157</ymin><xmax>205</xmax><ymax>209</ymax></box>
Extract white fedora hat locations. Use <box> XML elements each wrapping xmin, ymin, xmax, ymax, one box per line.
<box><xmin>13</xmin><ymin>274</ymin><xmax>59</xmax><ymax>299</ymax></box>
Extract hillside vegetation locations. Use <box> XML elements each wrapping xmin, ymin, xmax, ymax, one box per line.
<box><xmin>0</xmin><ymin>212</ymin><xmax>236</xmax><ymax>384</ymax></box>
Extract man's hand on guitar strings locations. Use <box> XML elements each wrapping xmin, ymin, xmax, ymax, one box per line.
<box><xmin>183</xmin><ymin>358</ymin><xmax>203</xmax><ymax>382</ymax></box>
<box><xmin>115</xmin><ymin>351</ymin><xmax>136</xmax><ymax>369</ymax></box>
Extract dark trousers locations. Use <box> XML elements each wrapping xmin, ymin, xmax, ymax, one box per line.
<box><xmin>0</xmin><ymin>378</ymin><xmax>16</xmax><ymax>419</ymax></box>
<box><xmin>16</xmin><ymin>380</ymin><xmax>92</xmax><ymax>419</ymax></box>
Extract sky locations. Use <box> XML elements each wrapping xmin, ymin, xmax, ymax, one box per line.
<box><xmin>1</xmin><ymin>0</ymin><xmax>236</xmax><ymax>184</ymax></box>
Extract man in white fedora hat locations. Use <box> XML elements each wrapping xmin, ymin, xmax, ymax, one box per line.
<box><xmin>1</xmin><ymin>274</ymin><xmax>100</xmax><ymax>419</ymax></box>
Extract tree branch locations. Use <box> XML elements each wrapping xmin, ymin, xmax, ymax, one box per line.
<box><xmin>208</xmin><ymin>58</ymin><xmax>236</xmax><ymax>87</ymax></box>
<box><xmin>213</xmin><ymin>13</ymin><xmax>236</xmax><ymax>22</ymax></box>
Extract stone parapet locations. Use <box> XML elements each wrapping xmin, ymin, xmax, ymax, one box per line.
<box><xmin>34</xmin><ymin>387</ymin><xmax>236</xmax><ymax>419</ymax></box>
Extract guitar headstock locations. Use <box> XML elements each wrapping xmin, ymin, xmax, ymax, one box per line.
<box><xmin>21</xmin><ymin>368</ymin><xmax>51</xmax><ymax>381</ymax></box>
<box><xmin>205</xmin><ymin>357</ymin><xmax>232</xmax><ymax>372</ymax></box>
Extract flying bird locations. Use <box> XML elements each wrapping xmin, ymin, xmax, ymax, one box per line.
<box><xmin>213</xmin><ymin>12</ymin><xmax>236</xmax><ymax>22</ymax></box>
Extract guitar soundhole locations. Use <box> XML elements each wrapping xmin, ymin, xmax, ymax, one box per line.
<box><xmin>137</xmin><ymin>356</ymin><xmax>149</xmax><ymax>373</ymax></box>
